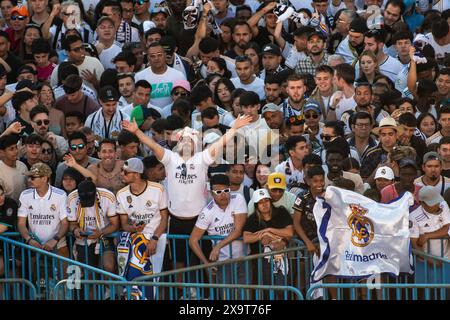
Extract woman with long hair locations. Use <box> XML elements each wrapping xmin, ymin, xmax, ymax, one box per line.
<box><xmin>417</xmin><ymin>112</ymin><xmax>438</xmax><ymax>138</ymax></box>
<box><xmin>250</xmin><ymin>163</ymin><xmax>271</xmax><ymax>195</ymax></box>
<box><xmin>219</xmin><ymin>18</ymin><xmax>235</xmax><ymax>53</ymax></box>
<box><xmin>230</xmin><ymin>88</ymin><xmax>246</xmax><ymax>119</ymax></box>
<box><xmin>358</xmin><ymin>50</ymin><xmax>381</xmax><ymax>84</ymax></box>
<box><xmin>20</xmin><ymin>23</ymin><xmax>43</xmax><ymax>62</ymax></box>
<box><xmin>243</xmin><ymin>189</ymin><xmax>294</xmax><ymax>286</ymax></box>
<box><xmin>38</xmin><ymin>82</ymin><xmax>65</xmax><ymax>137</ymax></box>
<box><xmin>214</xmin><ymin>78</ymin><xmax>235</xmax><ymax>112</ymax></box>
<box><xmin>244</xmin><ymin>42</ymin><xmax>261</xmax><ymax>76</ymax></box>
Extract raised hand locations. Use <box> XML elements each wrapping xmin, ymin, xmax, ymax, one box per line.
<box><xmin>63</xmin><ymin>153</ymin><xmax>77</xmax><ymax>168</ymax></box>
<box><xmin>121</xmin><ymin>119</ymin><xmax>139</xmax><ymax>134</ymax></box>
<box><xmin>232</xmin><ymin>115</ymin><xmax>252</xmax><ymax>130</ymax></box>
<box><xmin>4</xmin><ymin>122</ymin><xmax>25</xmax><ymax>135</ymax></box>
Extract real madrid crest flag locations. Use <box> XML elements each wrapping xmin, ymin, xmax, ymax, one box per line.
<box><xmin>311</xmin><ymin>186</ymin><xmax>414</xmax><ymax>282</ymax></box>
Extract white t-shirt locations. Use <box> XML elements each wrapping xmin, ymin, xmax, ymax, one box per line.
<box><xmin>135</xmin><ymin>66</ymin><xmax>187</xmax><ymax>108</ymax></box>
<box><xmin>0</xmin><ymin>160</ymin><xmax>28</xmax><ymax>203</ymax></box>
<box><xmin>231</xmin><ymin>77</ymin><xmax>266</xmax><ymax>100</ymax></box>
<box><xmin>195</xmin><ymin>193</ymin><xmax>248</xmax><ymax>260</ymax></box>
<box><xmin>426</xmin><ymin>33</ymin><xmax>450</xmax><ymax>65</ymax></box>
<box><xmin>410</xmin><ymin>201</ymin><xmax>450</xmax><ymax>258</ymax></box>
<box><xmin>50</xmin><ymin>56</ymin><xmax>105</xmax><ymax>92</ymax></box>
<box><xmin>282</xmin><ymin>43</ymin><xmax>308</xmax><ymax>70</ymax></box>
<box><xmin>414</xmin><ymin>176</ymin><xmax>450</xmax><ymax>196</ymax></box>
<box><xmin>97</xmin><ymin>42</ymin><xmax>122</xmax><ymax>70</ymax></box>
<box><xmin>331</xmin><ymin>91</ymin><xmax>357</xmax><ymax>120</ymax></box>
<box><xmin>191</xmin><ymin>106</ymin><xmax>234</xmax><ymax>130</ymax></box>
<box><xmin>160</xmin><ymin>149</ymin><xmax>215</xmax><ymax>217</ymax></box>
<box><xmin>67</xmin><ymin>188</ymin><xmax>116</xmax><ymax>245</ymax></box>
<box><xmin>116</xmin><ymin>181</ymin><xmax>168</xmax><ymax>239</ymax></box>
<box><xmin>18</xmin><ymin>186</ymin><xmax>68</xmax><ymax>246</ymax></box>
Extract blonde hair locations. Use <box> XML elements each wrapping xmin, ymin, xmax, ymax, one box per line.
<box><xmin>358</xmin><ymin>50</ymin><xmax>380</xmax><ymax>78</ymax></box>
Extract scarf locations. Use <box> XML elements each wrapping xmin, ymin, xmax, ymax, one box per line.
<box><xmin>88</xmin><ymin>110</ymin><xmax>124</xmax><ymax>140</ymax></box>
<box><xmin>116</xmin><ymin>20</ymin><xmax>132</xmax><ymax>45</ymax></box>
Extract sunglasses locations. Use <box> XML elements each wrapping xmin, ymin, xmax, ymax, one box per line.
<box><xmin>304</xmin><ymin>114</ymin><xmax>319</xmax><ymax>119</ymax></box>
<box><xmin>41</xmin><ymin>148</ymin><xmax>52</xmax><ymax>154</ymax></box>
<box><xmin>320</xmin><ymin>134</ymin><xmax>336</xmax><ymax>141</ymax></box>
<box><xmin>29</xmin><ymin>176</ymin><xmax>43</xmax><ymax>181</ymax></box>
<box><xmin>62</xmin><ymin>12</ymin><xmax>77</xmax><ymax>17</ymax></box>
<box><xmin>70</xmin><ymin>143</ymin><xmax>85</xmax><ymax>151</ymax></box>
<box><xmin>212</xmin><ymin>188</ymin><xmax>231</xmax><ymax>195</ymax></box>
<box><xmin>133</xmin><ymin>0</ymin><xmax>149</xmax><ymax>4</ymax></box>
<box><xmin>34</xmin><ymin>119</ymin><xmax>50</xmax><ymax>126</ymax></box>
<box><xmin>173</xmin><ymin>91</ymin><xmax>187</xmax><ymax>97</ymax></box>
<box><xmin>11</xmin><ymin>15</ymin><xmax>27</xmax><ymax>21</ymax></box>
<box><xmin>70</xmin><ymin>46</ymin><xmax>85</xmax><ymax>52</ymax></box>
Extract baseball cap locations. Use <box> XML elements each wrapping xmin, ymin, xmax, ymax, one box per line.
<box><xmin>78</xmin><ymin>179</ymin><xmax>97</xmax><ymax>208</ymax></box>
<box><xmin>151</xmin><ymin>7</ymin><xmax>169</xmax><ymax>17</ymax></box>
<box><xmin>123</xmin><ymin>158</ymin><xmax>144</xmax><ymax>174</ymax></box>
<box><xmin>267</xmin><ymin>173</ymin><xmax>286</xmax><ymax>190</ymax></box>
<box><xmin>349</xmin><ymin>17</ymin><xmax>368</xmax><ymax>34</ymax></box>
<box><xmin>11</xmin><ymin>5</ymin><xmax>29</xmax><ymax>17</ymax></box>
<box><xmin>308</xmin><ymin>31</ymin><xmax>326</xmax><ymax>41</ymax></box>
<box><xmin>261</xmin><ymin>43</ymin><xmax>281</xmax><ymax>56</ymax></box>
<box><xmin>374</xmin><ymin>166</ymin><xmax>395</xmax><ymax>180</ymax></box>
<box><xmin>171</xmin><ymin>80</ymin><xmax>191</xmax><ymax>93</ymax></box>
<box><xmin>423</xmin><ymin>151</ymin><xmax>442</xmax><ymax>164</ymax></box>
<box><xmin>303</xmin><ymin>100</ymin><xmax>322</xmax><ymax>114</ymax></box>
<box><xmin>16</xmin><ymin>79</ymin><xmax>37</xmax><ymax>91</ymax></box>
<box><xmin>261</xmin><ymin>103</ymin><xmax>281</xmax><ymax>115</ymax></box>
<box><xmin>418</xmin><ymin>186</ymin><xmax>444</xmax><ymax>206</ymax></box>
<box><xmin>252</xmin><ymin>188</ymin><xmax>271</xmax><ymax>203</ymax></box>
<box><xmin>97</xmin><ymin>16</ymin><xmax>116</xmax><ymax>28</ymax></box>
<box><xmin>99</xmin><ymin>85</ymin><xmax>119</xmax><ymax>102</ymax></box>
<box><xmin>25</xmin><ymin>163</ymin><xmax>52</xmax><ymax>178</ymax></box>
<box><xmin>398</xmin><ymin>157</ymin><xmax>419</xmax><ymax>170</ymax></box>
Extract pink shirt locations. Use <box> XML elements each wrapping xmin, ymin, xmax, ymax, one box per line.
<box><xmin>37</xmin><ymin>63</ymin><xmax>56</xmax><ymax>81</ymax></box>
<box><xmin>380</xmin><ymin>184</ymin><xmax>422</xmax><ymax>211</ymax></box>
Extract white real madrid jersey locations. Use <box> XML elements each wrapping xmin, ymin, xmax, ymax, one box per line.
<box><xmin>195</xmin><ymin>193</ymin><xmax>248</xmax><ymax>261</ymax></box>
<box><xmin>18</xmin><ymin>186</ymin><xmax>67</xmax><ymax>245</ymax></box>
<box><xmin>161</xmin><ymin>149</ymin><xmax>214</xmax><ymax>217</ymax></box>
<box><xmin>66</xmin><ymin>188</ymin><xmax>117</xmax><ymax>245</ymax></box>
<box><xmin>410</xmin><ymin>201</ymin><xmax>450</xmax><ymax>258</ymax></box>
<box><xmin>116</xmin><ymin>181</ymin><xmax>168</xmax><ymax>238</ymax></box>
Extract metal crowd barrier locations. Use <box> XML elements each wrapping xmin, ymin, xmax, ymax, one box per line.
<box><xmin>0</xmin><ymin>278</ymin><xmax>37</xmax><ymax>300</ymax></box>
<box><xmin>0</xmin><ymin>234</ymin><xmax>125</xmax><ymax>300</ymax></box>
<box><xmin>52</xmin><ymin>280</ymin><xmax>304</xmax><ymax>300</ymax></box>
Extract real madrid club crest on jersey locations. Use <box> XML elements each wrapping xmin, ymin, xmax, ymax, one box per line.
<box><xmin>347</xmin><ymin>204</ymin><xmax>374</xmax><ymax>247</ymax></box>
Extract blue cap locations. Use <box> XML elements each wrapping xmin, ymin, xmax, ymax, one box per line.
<box><xmin>304</xmin><ymin>100</ymin><xmax>321</xmax><ymax>114</ymax></box>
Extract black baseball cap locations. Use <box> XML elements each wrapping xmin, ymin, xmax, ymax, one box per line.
<box><xmin>261</xmin><ymin>43</ymin><xmax>281</xmax><ymax>56</ymax></box>
<box><xmin>349</xmin><ymin>17</ymin><xmax>369</xmax><ymax>34</ymax></box>
<box><xmin>99</xmin><ymin>85</ymin><xmax>120</xmax><ymax>102</ymax></box>
<box><xmin>308</xmin><ymin>31</ymin><xmax>326</xmax><ymax>41</ymax></box>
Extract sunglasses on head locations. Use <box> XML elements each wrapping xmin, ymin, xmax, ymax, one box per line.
<box><xmin>34</xmin><ymin>119</ymin><xmax>50</xmax><ymax>126</ymax></box>
<box><xmin>212</xmin><ymin>188</ymin><xmax>231</xmax><ymax>195</ymax></box>
<box><xmin>11</xmin><ymin>15</ymin><xmax>27</xmax><ymax>21</ymax></box>
<box><xmin>70</xmin><ymin>143</ymin><xmax>85</xmax><ymax>151</ymax></box>
<box><xmin>41</xmin><ymin>148</ymin><xmax>52</xmax><ymax>154</ymax></box>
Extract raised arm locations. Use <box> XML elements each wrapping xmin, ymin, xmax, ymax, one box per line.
<box><xmin>41</xmin><ymin>4</ymin><xmax>60</xmax><ymax>40</ymax></box>
<box><xmin>248</xmin><ymin>2</ymin><xmax>277</xmax><ymax>37</ymax></box>
<box><xmin>64</xmin><ymin>153</ymin><xmax>98</xmax><ymax>183</ymax></box>
<box><xmin>122</xmin><ymin>119</ymin><xmax>165</xmax><ymax>160</ymax></box>
<box><xmin>185</xmin><ymin>3</ymin><xmax>211</xmax><ymax>60</ymax></box>
<box><xmin>208</xmin><ymin>115</ymin><xmax>252</xmax><ymax>159</ymax></box>
<box><xmin>273</xmin><ymin>20</ymin><xmax>286</xmax><ymax>50</ymax></box>
<box><xmin>407</xmin><ymin>47</ymin><xmax>418</xmax><ymax>98</ymax></box>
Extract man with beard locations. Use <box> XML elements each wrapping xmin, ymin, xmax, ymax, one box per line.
<box><xmin>225</xmin><ymin>21</ymin><xmax>252</xmax><ymax>59</ymax></box>
<box><xmin>117</xmin><ymin>73</ymin><xmax>135</xmax><ymax>109</ymax></box>
<box><xmin>281</xmin><ymin>74</ymin><xmax>308</xmax><ymax>119</ymax></box>
<box><xmin>328</xmin><ymin>9</ymin><xmax>358</xmax><ymax>54</ymax></box>
<box><xmin>295</xmin><ymin>32</ymin><xmax>329</xmax><ymax>77</ymax></box>
<box><xmin>335</xmin><ymin>17</ymin><xmax>367</xmax><ymax>65</ymax></box>
<box><xmin>262</xmin><ymin>75</ymin><xmax>282</xmax><ymax>106</ymax></box>
<box><xmin>260</xmin><ymin>43</ymin><xmax>284</xmax><ymax>80</ymax></box>
<box><xmin>415</xmin><ymin>152</ymin><xmax>450</xmax><ymax>196</ymax></box>
<box><xmin>231</xmin><ymin>56</ymin><xmax>265</xmax><ymax>100</ymax></box>
<box><xmin>341</xmin><ymin>82</ymin><xmax>388</xmax><ymax>134</ymax></box>
<box><xmin>358</xmin><ymin>29</ymin><xmax>403</xmax><ymax>83</ymax></box>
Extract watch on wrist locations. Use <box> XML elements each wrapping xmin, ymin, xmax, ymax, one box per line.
<box><xmin>151</xmin><ymin>235</ymin><xmax>159</xmax><ymax>241</ymax></box>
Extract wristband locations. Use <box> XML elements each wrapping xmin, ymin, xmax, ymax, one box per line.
<box><xmin>151</xmin><ymin>235</ymin><xmax>159</xmax><ymax>241</ymax></box>
<box><xmin>26</xmin><ymin>237</ymin><xmax>32</xmax><ymax>244</ymax></box>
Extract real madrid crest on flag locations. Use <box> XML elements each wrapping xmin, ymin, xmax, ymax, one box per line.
<box><xmin>347</xmin><ymin>204</ymin><xmax>374</xmax><ymax>247</ymax></box>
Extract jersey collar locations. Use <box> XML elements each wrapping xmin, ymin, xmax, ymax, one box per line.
<box><xmin>33</xmin><ymin>185</ymin><xmax>52</xmax><ymax>200</ymax></box>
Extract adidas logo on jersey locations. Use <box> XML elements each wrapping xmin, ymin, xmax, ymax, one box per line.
<box><xmin>424</xmin><ymin>223</ymin><xmax>429</xmax><ymax>227</ymax></box>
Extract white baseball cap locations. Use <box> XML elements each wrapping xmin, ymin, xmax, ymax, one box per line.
<box><xmin>374</xmin><ymin>166</ymin><xmax>395</xmax><ymax>180</ymax></box>
<box><xmin>252</xmin><ymin>188</ymin><xmax>271</xmax><ymax>204</ymax></box>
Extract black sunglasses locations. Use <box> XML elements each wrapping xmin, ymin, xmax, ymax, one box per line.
<box><xmin>34</xmin><ymin>119</ymin><xmax>50</xmax><ymax>126</ymax></box>
<box><xmin>41</xmin><ymin>148</ymin><xmax>52</xmax><ymax>154</ymax></box>
<box><xmin>305</xmin><ymin>114</ymin><xmax>319</xmax><ymax>119</ymax></box>
<box><xmin>320</xmin><ymin>134</ymin><xmax>336</xmax><ymax>141</ymax></box>
<box><xmin>11</xmin><ymin>15</ymin><xmax>27</xmax><ymax>21</ymax></box>
<box><xmin>70</xmin><ymin>143</ymin><xmax>85</xmax><ymax>151</ymax></box>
